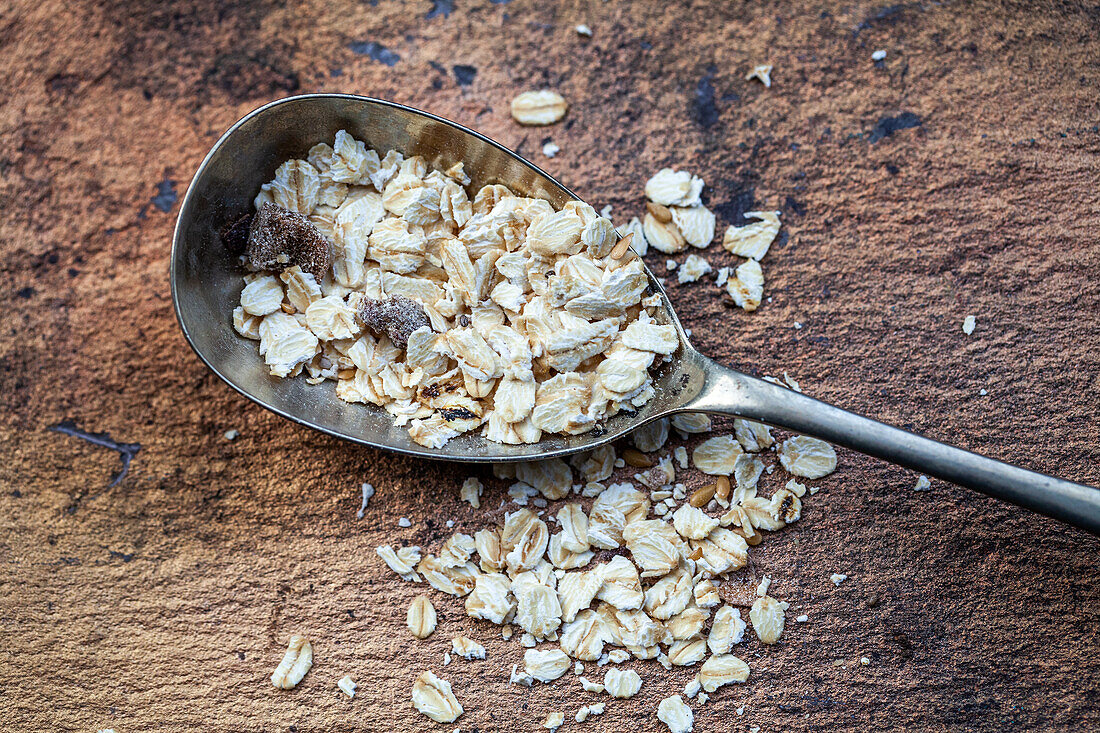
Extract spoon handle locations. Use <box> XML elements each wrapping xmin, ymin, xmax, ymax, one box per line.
<box><xmin>684</xmin><ymin>359</ymin><xmax>1100</xmax><ymax>535</ymax></box>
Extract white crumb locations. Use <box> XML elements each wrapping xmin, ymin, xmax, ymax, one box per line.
<box><xmin>357</xmin><ymin>483</ymin><xmax>375</xmax><ymax>519</ymax></box>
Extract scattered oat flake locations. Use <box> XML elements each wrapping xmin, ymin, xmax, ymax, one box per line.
<box><xmin>271</xmin><ymin>635</ymin><xmax>313</xmax><ymax>689</ymax></box>
<box><xmin>451</xmin><ymin>635</ymin><xmax>486</xmax><ymax>660</ymax></box>
<box><xmin>796</xmin><ymin>614</ymin><xmax>809</xmax><ymax>623</ymax></box>
<box><xmin>460</xmin><ymin>476</ymin><xmax>483</xmax><ymax>508</ymax></box>
<box><xmin>412</xmin><ymin>671</ymin><xmax>463</xmax><ymax>723</ymax></box>
<box><xmin>872</xmin><ymin>49</ymin><xmax>887</xmax><ymax>61</ymax></box>
<box><xmin>778</xmin><ymin>436</ymin><xmax>837</xmax><ymax>479</ymax></box>
<box><xmin>914</xmin><ymin>475</ymin><xmax>931</xmax><ymax>491</ymax></box>
<box><xmin>542</xmin><ymin>141</ymin><xmax>561</xmax><ymax>158</ymax></box>
<box><xmin>722</xmin><ymin>211</ymin><xmax>780</xmax><ymax>261</ymax></box>
<box><xmin>408</xmin><ymin>595</ymin><xmax>437</xmax><ymax>639</ymax></box>
<box><xmin>544</xmin><ymin>711</ymin><xmax>566</xmax><ymax>731</ymax></box>
<box><xmin>657</xmin><ymin>695</ymin><xmax>694</xmax><ymax>733</ymax></box>
<box><xmin>693</xmin><ymin>435</ymin><xmax>742</xmax><ymax>475</ymax></box>
<box><xmin>746</xmin><ymin>64</ymin><xmax>773</xmax><ymax>87</ymax></box>
<box><xmin>604</xmin><ymin>668</ymin><xmax>643</xmax><ymax>698</ymax></box>
<box><xmin>575</xmin><ymin>24</ymin><xmax>592</xmax><ymax>37</ymax></box>
<box><xmin>831</xmin><ymin>573</ymin><xmax>848</xmax><ymax>586</ymax></box>
<box><xmin>525</xmin><ymin>648</ymin><xmax>571</xmax><ymax>682</ymax></box>
<box><xmin>698</xmin><ymin>654</ymin><xmax>750</xmax><ymax>692</ymax></box>
<box><xmin>224</xmin><ymin>429</ymin><xmax>239</xmax><ymax>440</ymax></box>
<box><xmin>399</xmin><ymin>517</ymin><xmax>412</xmax><ymax>527</ymax></box>
<box><xmin>677</xmin><ymin>253</ymin><xmax>712</xmax><ymax>284</ymax></box>
<box><xmin>963</xmin><ymin>315</ymin><xmax>976</xmax><ymax>335</ymax></box>
<box><xmin>511</xmin><ymin>90</ymin><xmax>568</xmax><ymax>125</ymax></box>
<box><xmin>749</xmin><ymin>596</ymin><xmax>785</xmax><ymax>644</ymax></box>
<box><xmin>861</xmin><ymin>656</ymin><xmax>871</xmax><ymax>665</ymax></box>
<box><xmin>726</xmin><ymin>259</ymin><xmax>764</xmax><ymax>311</ymax></box>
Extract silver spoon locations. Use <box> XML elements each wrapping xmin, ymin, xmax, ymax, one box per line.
<box><xmin>171</xmin><ymin>94</ymin><xmax>1100</xmax><ymax>534</ymax></box>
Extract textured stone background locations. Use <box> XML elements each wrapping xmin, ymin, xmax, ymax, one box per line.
<box><xmin>1</xmin><ymin>1</ymin><xmax>1098</xmax><ymax>731</ymax></box>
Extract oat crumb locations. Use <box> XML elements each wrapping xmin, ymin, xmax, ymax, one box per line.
<box><xmin>224</xmin><ymin>429</ymin><xmax>239</xmax><ymax>440</ymax></box>
<box><xmin>746</xmin><ymin>63</ymin><xmax>773</xmax><ymax>87</ymax></box>
<box><xmin>830</xmin><ymin>573</ymin><xmax>848</xmax><ymax>586</ymax></box>
<box><xmin>575</xmin><ymin>24</ymin><xmax>593</xmax><ymax>37</ymax></box>
<box><xmin>796</xmin><ymin>614</ymin><xmax>809</xmax><ymax>623</ymax></box>
<box><xmin>542</xmin><ymin>141</ymin><xmax>561</xmax><ymax>158</ymax></box>
<box><xmin>756</xmin><ymin>576</ymin><xmax>772</xmax><ymax>597</ymax></box>
<box><xmin>398</xmin><ymin>517</ymin><xmax>412</xmax><ymax>528</ymax></box>
<box><xmin>913</xmin><ymin>475</ymin><xmax>931</xmax><ymax>492</ymax></box>
<box><xmin>337</xmin><ymin>674</ymin><xmax>357</xmax><ymax>697</ymax></box>
<box><xmin>872</xmin><ymin>49</ymin><xmax>887</xmax><ymax>61</ymax></box>
<box><xmin>962</xmin><ymin>315</ymin><xmax>976</xmax><ymax>335</ymax></box>
<box><xmin>860</xmin><ymin>656</ymin><xmax>871</xmax><ymax>665</ymax></box>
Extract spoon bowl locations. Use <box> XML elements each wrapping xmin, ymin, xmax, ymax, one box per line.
<box><xmin>172</xmin><ymin>94</ymin><xmax>699</xmax><ymax>462</ymax></box>
<box><xmin>172</xmin><ymin>94</ymin><xmax>1100</xmax><ymax>533</ymax></box>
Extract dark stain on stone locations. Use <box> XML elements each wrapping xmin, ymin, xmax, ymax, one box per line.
<box><xmin>868</xmin><ymin>111</ymin><xmax>921</xmax><ymax>143</ymax></box>
<box><xmin>784</xmin><ymin>196</ymin><xmax>805</xmax><ymax>216</ymax></box>
<box><xmin>46</xmin><ymin>73</ymin><xmax>81</xmax><ymax>97</ymax></box>
<box><xmin>151</xmin><ymin>178</ymin><xmax>177</xmax><ymax>212</ymax></box>
<box><xmin>203</xmin><ymin>50</ymin><xmax>300</xmax><ymax>100</ymax></box>
<box><xmin>713</xmin><ymin>182</ymin><xmax>757</xmax><ymax>224</ymax></box>
<box><xmin>692</xmin><ymin>66</ymin><xmax>719</xmax><ymax>128</ymax></box>
<box><xmin>49</xmin><ymin>420</ymin><xmax>141</xmax><ymax>488</ymax></box>
<box><xmin>11</xmin><ymin>489</ymin><xmax>21</xmax><ymax>498</ymax></box>
<box><xmin>348</xmin><ymin>41</ymin><xmax>400</xmax><ymax>66</ymax></box>
<box><xmin>857</xmin><ymin>4</ymin><xmax>908</xmax><ymax>32</ymax></box>
<box><xmin>16</xmin><ymin>286</ymin><xmax>35</xmax><ymax>299</ymax></box>
<box><xmin>426</xmin><ymin>0</ymin><xmax>455</xmax><ymax>19</ymax></box>
<box><xmin>109</xmin><ymin>550</ymin><xmax>135</xmax><ymax>563</ymax></box>
<box><xmin>453</xmin><ymin>64</ymin><xmax>477</xmax><ymax>86</ymax></box>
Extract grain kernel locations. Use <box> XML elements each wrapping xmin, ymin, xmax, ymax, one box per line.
<box><xmin>623</xmin><ymin>448</ymin><xmax>655</xmax><ymax>468</ymax></box>
<box><xmin>646</xmin><ymin>201</ymin><xmax>673</xmax><ymax>223</ymax></box>
<box><xmin>610</xmin><ymin>232</ymin><xmax>633</xmax><ymax>259</ymax></box>
<box><xmin>715</xmin><ymin>475</ymin><xmax>731</xmax><ymax>501</ymax></box>
<box><xmin>689</xmin><ymin>483</ymin><xmax>716</xmax><ymax>508</ymax></box>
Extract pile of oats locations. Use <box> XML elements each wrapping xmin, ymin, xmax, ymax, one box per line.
<box><xmin>613</xmin><ymin>168</ymin><xmax>783</xmax><ymax>315</ymax></box>
<box><xmin>380</xmin><ymin>417</ymin><xmax>837</xmax><ymax>727</ymax></box>
<box><xmin>233</xmin><ymin>130</ymin><xmax>671</xmax><ymax>449</ymax></box>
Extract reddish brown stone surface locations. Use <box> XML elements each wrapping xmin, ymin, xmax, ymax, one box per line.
<box><xmin>1</xmin><ymin>1</ymin><xmax>1098</xmax><ymax>731</ymax></box>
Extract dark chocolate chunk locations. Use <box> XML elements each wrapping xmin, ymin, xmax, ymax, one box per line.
<box><xmin>246</xmin><ymin>203</ymin><xmax>333</xmax><ymax>279</ymax></box>
<box><xmin>220</xmin><ymin>212</ymin><xmax>253</xmax><ymax>255</ymax></box>
<box><xmin>357</xmin><ymin>295</ymin><xmax>430</xmax><ymax>350</ymax></box>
